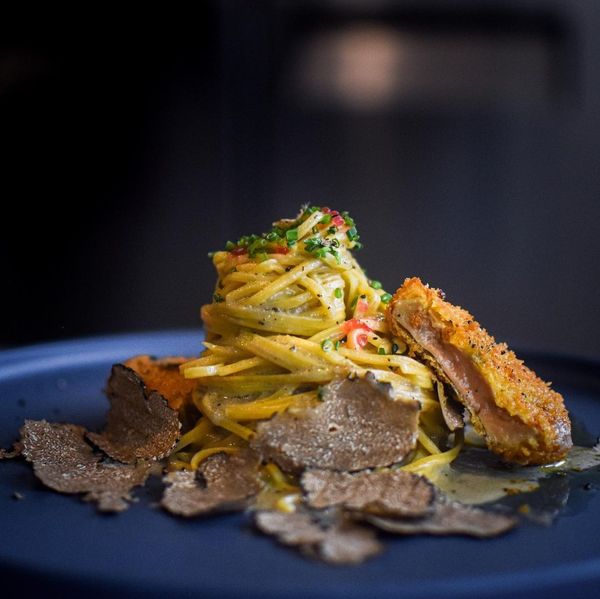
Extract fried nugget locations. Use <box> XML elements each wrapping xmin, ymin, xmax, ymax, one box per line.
<box><xmin>124</xmin><ymin>355</ymin><xmax>196</xmax><ymax>411</ymax></box>
<box><xmin>387</xmin><ymin>278</ymin><xmax>572</xmax><ymax>465</ymax></box>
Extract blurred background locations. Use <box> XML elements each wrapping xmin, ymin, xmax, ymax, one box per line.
<box><xmin>1</xmin><ymin>1</ymin><xmax>599</xmax><ymax>357</ymax></box>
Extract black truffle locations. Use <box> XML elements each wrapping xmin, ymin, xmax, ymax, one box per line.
<box><xmin>302</xmin><ymin>468</ymin><xmax>435</xmax><ymax>517</ymax></box>
<box><xmin>251</xmin><ymin>373</ymin><xmax>419</xmax><ymax>472</ymax></box>
<box><xmin>161</xmin><ymin>449</ymin><xmax>261</xmax><ymax>517</ymax></box>
<box><xmin>87</xmin><ymin>364</ymin><xmax>181</xmax><ymax>463</ymax></box>
<box><xmin>20</xmin><ymin>420</ymin><xmax>150</xmax><ymax>512</ymax></box>
<box><xmin>254</xmin><ymin>508</ymin><xmax>382</xmax><ymax>565</ymax></box>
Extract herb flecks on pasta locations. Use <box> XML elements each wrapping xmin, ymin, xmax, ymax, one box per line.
<box><xmin>173</xmin><ymin>206</ymin><xmax>460</xmax><ymax>480</ymax></box>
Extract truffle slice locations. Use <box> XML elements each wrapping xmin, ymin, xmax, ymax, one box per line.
<box><xmin>20</xmin><ymin>420</ymin><xmax>150</xmax><ymax>512</ymax></box>
<box><xmin>0</xmin><ymin>441</ymin><xmax>23</xmax><ymax>460</ymax></box>
<box><xmin>365</xmin><ymin>496</ymin><xmax>517</xmax><ymax>538</ymax></box>
<box><xmin>301</xmin><ymin>469</ymin><xmax>434</xmax><ymax>517</ymax></box>
<box><xmin>124</xmin><ymin>355</ymin><xmax>196</xmax><ymax>411</ymax></box>
<box><xmin>255</xmin><ymin>508</ymin><xmax>382</xmax><ymax>565</ymax></box>
<box><xmin>87</xmin><ymin>364</ymin><xmax>181</xmax><ymax>463</ymax></box>
<box><xmin>251</xmin><ymin>373</ymin><xmax>419</xmax><ymax>472</ymax></box>
<box><xmin>161</xmin><ymin>449</ymin><xmax>261</xmax><ymax>517</ymax></box>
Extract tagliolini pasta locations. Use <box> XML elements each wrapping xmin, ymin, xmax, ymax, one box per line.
<box><xmin>170</xmin><ymin>207</ymin><xmax>462</xmax><ymax>484</ymax></box>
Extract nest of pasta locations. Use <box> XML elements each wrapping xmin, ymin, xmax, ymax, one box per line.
<box><xmin>172</xmin><ymin>206</ymin><xmax>461</xmax><ymax>487</ymax></box>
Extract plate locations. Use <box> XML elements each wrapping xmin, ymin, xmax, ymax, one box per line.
<box><xmin>1</xmin><ymin>331</ymin><xmax>600</xmax><ymax>598</ymax></box>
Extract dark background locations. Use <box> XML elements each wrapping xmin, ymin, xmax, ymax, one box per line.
<box><xmin>2</xmin><ymin>1</ymin><xmax>599</xmax><ymax>357</ymax></box>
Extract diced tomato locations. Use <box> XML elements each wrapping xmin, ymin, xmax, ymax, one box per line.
<box><xmin>230</xmin><ymin>247</ymin><xmax>248</xmax><ymax>256</ymax></box>
<box><xmin>331</xmin><ymin>215</ymin><xmax>345</xmax><ymax>227</ymax></box>
<box><xmin>271</xmin><ymin>245</ymin><xmax>289</xmax><ymax>254</ymax></box>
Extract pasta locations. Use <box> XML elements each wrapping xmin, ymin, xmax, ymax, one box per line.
<box><xmin>171</xmin><ymin>206</ymin><xmax>461</xmax><ymax>481</ymax></box>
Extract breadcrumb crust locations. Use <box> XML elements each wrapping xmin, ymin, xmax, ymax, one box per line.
<box><xmin>387</xmin><ymin>277</ymin><xmax>572</xmax><ymax>464</ymax></box>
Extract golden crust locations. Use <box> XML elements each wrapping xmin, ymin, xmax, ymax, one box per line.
<box><xmin>387</xmin><ymin>277</ymin><xmax>572</xmax><ymax>464</ymax></box>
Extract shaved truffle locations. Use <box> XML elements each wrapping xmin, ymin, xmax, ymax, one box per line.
<box><xmin>124</xmin><ymin>355</ymin><xmax>196</xmax><ymax>411</ymax></box>
<box><xmin>0</xmin><ymin>441</ymin><xmax>22</xmax><ymax>459</ymax></box>
<box><xmin>20</xmin><ymin>420</ymin><xmax>150</xmax><ymax>512</ymax></box>
<box><xmin>87</xmin><ymin>364</ymin><xmax>181</xmax><ymax>463</ymax></box>
<box><xmin>161</xmin><ymin>449</ymin><xmax>261</xmax><ymax>517</ymax></box>
<box><xmin>251</xmin><ymin>373</ymin><xmax>419</xmax><ymax>472</ymax></box>
<box><xmin>301</xmin><ymin>469</ymin><xmax>434</xmax><ymax>517</ymax></box>
<box><xmin>366</xmin><ymin>496</ymin><xmax>517</xmax><ymax>538</ymax></box>
<box><xmin>255</xmin><ymin>508</ymin><xmax>382</xmax><ymax>565</ymax></box>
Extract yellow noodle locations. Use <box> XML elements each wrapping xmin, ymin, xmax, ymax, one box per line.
<box><xmin>243</xmin><ymin>259</ymin><xmax>321</xmax><ymax>306</ymax></box>
<box><xmin>190</xmin><ymin>447</ymin><xmax>238</xmax><ymax>470</ymax></box>
<box><xmin>418</xmin><ymin>427</ymin><xmax>442</xmax><ymax>454</ymax></box>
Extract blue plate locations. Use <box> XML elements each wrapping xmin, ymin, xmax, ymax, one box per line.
<box><xmin>1</xmin><ymin>331</ymin><xmax>600</xmax><ymax>599</ymax></box>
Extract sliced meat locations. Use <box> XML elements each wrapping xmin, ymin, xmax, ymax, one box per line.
<box><xmin>161</xmin><ymin>449</ymin><xmax>261</xmax><ymax>517</ymax></box>
<box><xmin>366</xmin><ymin>496</ymin><xmax>517</xmax><ymax>538</ymax></box>
<box><xmin>254</xmin><ymin>508</ymin><xmax>382</xmax><ymax>565</ymax></box>
<box><xmin>125</xmin><ymin>355</ymin><xmax>196</xmax><ymax>411</ymax></box>
<box><xmin>250</xmin><ymin>373</ymin><xmax>419</xmax><ymax>472</ymax></box>
<box><xmin>301</xmin><ymin>469</ymin><xmax>434</xmax><ymax>517</ymax></box>
<box><xmin>87</xmin><ymin>364</ymin><xmax>181</xmax><ymax>463</ymax></box>
<box><xmin>387</xmin><ymin>278</ymin><xmax>572</xmax><ymax>465</ymax></box>
<box><xmin>20</xmin><ymin>420</ymin><xmax>150</xmax><ymax>512</ymax></box>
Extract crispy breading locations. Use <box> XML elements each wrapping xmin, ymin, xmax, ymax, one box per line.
<box><xmin>387</xmin><ymin>277</ymin><xmax>572</xmax><ymax>465</ymax></box>
<box><xmin>124</xmin><ymin>355</ymin><xmax>196</xmax><ymax>411</ymax></box>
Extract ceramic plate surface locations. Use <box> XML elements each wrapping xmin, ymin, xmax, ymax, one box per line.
<box><xmin>1</xmin><ymin>331</ymin><xmax>600</xmax><ymax>598</ymax></box>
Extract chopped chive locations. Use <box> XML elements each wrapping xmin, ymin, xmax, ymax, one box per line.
<box><xmin>327</xmin><ymin>226</ymin><xmax>338</xmax><ymax>235</ymax></box>
<box><xmin>286</xmin><ymin>228</ymin><xmax>298</xmax><ymax>242</ymax></box>
<box><xmin>213</xmin><ymin>293</ymin><xmax>224</xmax><ymax>303</ymax></box>
<box><xmin>334</xmin><ymin>288</ymin><xmax>343</xmax><ymax>299</ymax></box>
<box><xmin>350</xmin><ymin>296</ymin><xmax>358</xmax><ymax>309</ymax></box>
<box><xmin>378</xmin><ymin>347</ymin><xmax>386</xmax><ymax>355</ymax></box>
<box><xmin>381</xmin><ymin>293</ymin><xmax>393</xmax><ymax>304</ymax></box>
<box><xmin>304</xmin><ymin>237</ymin><xmax>318</xmax><ymax>251</ymax></box>
<box><xmin>321</xmin><ymin>339</ymin><xmax>334</xmax><ymax>352</ymax></box>
<box><xmin>334</xmin><ymin>340</ymin><xmax>341</xmax><ymax>350</ymax></box>
<box><xmin>341</xmin><ymin>211</ymin><xmax>355</xmax><ymax>226</ymax></box>
<box><xmin>369</xmin><ymin>280</ymin><xmax>382</xmax><ymax>289</ymax></box>
<box><xmin>346</xmin><ymin>227</ymin><xmax>359</xmax><ymax>241</ymax></box>
<box><xmin>225</xmin><ymin>240</ymin><xmax>236</xmax><ymax>251</ymax></box>
<box><xmin>320</xmin><ymin>214</ymin><xmax>332</xmax><ymax>224</ymax></box>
